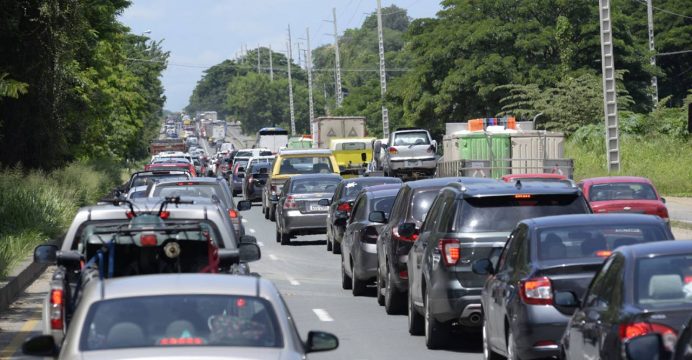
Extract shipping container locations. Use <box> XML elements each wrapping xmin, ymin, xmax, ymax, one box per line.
<box><xmin>510</xmin><ymin>131</ymin><xmax>565</xmax><ymax>174</ymax></box>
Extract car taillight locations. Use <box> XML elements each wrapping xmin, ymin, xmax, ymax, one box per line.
<box><xmin>388</xmin><ymin>147</ymin><xmax>398</xmax><ymax>154</ymax></box>
<box><xmin>657</xmin><ymin>206</ymin><xmax>669</xmax><ymax>222</ymax></box>
<box><xmin>520</xmin><ymin>277</ymin><xmax>553</xmax><ymax>305</ymax></box>
<box><xmin>283</xmin><ymin>195</ymin><xmax>298</xmax><ymax>209</ymax></box>
<box><xmin>438</xmin><ymin>238</ymin><xmax>460</xmax><ymax>266</ymax></box>
<box><xmin>364</xmin><ymin>227</ymin><xmax>379</xmax><ymax>244</ymax></box>
<box><xmin>49</xmin><ymin>288</ymin><xmax>64</xmax><ymax>330</ymax></box>
<box><xmin>391</xmin><ymin>226</ymin><xmax>417</xmax><ymax>242</ymax></box>
<box><xmin>337</xmin><ymin>202</ymin><xmax>351</xmax><ymax>213</ymax></box>
<box><xmin>159</xmin><ymin>211</ymin><xmax>170</xmax><ymax>219</ymax></box>
<box><xmin>620</xmin><ymin>322</ymin><xmax>677</xmax><ymax>351</ymax></box>
<box><xmin>141</xmin><ymin>234</ymin><xmax>158</xmax><ymax>247</ymax></box>
<box><xmin>228</xmin><ymin>209</ymin><xmax>238</xmax><ymax>218</ymax></box>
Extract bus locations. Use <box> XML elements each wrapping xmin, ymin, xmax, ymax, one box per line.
<box><xmin>256</xmin><ymin>127</ymin><xmax>289</xmax><ymax>154</ymax></box>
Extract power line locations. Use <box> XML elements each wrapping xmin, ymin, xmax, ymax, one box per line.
<box><xmin>633</xmin><ymin>0</ymin><xmax>692</xmax><ymax>20</ymax></box>
<box><xmin>656</xmin><ymin>49</ymin><xmax>692</xmax><ymax>56</ymax></box>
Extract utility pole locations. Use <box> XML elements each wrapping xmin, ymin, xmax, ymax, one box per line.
<box><xmin>257</xmin><ymin>44</ymin><xmax>261</xmax><ymax>73</ymax></box>
<box><xmin>305</xmin><ymin>28</ymin><xmax>316</xmax><ymax>147</ymax></box>
<box><xmin>599</xmin><ymin>0</ymin><xmax>620</xmax><ymax>172</ymax></box>
<box><xmin>297</xmin><ymin>42</ymin><xmax>303</xmax><ymax>68</ymax></box>
<box><xmin>331</xmin><ymin>8</ymin><xmax>344</xmax><ymax>107</ymax></box>
<box><xmin>287</xmin><ymin>26</ymin><xmax>296</xmax><ymax>136</ymax></box>
<box><xmin>646</xmin><ymin>0</ymin><xmax>658</xmax><ymax>105</ymax></box>
<box><xmin>269</xmin><ymin>44</ymin><xmax>274</xmax><ymax>81</ymax></box>
<box><xmin>376</xmin><ymin>0</ymin><xmax>389</xmax><ymax>138</ymax></box>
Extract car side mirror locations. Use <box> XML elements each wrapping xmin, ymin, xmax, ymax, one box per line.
<box><xmin>238</xmin><ymin>243</ymin><xmax>261</xmax><ymax>262</ymax></box>
<box><xmin>397</xmin><ymin>223</ymin><xmax>416</xmax><ymax>238</ymax></box>
<box><xmin>368</xmin><ymin>211</ymin><xmax>387</xmax><ymax>223</ymax></box>
<box><xmin>334</xmin><ymin>217</ymin><xmax>347</xmax><ymax>227</ymax></box>
<box><xmin>240</xmin><ymin>235</ymin><xmax>257</xmax><ymax>244</ymax></box>
<box><xmin>661</xmin><ymin>197</ymin><xmax>666</xmax><ymax>204</ymax></box>
<box><xmin>554</xmin><ymin>291</ymin><xmax>580</xmax><ymax>308</ymax></box>
<box><xmin>318</xmin><ymin>199</ymin><xmax>331</xmax><ymax>206</ymax></box>
<box><xmin>34</xmin><ymin>244</ymin><xmax>58</xmax><ymax>264</ymax></box>
<box><xmin>305</xmin><ymin>331</ymin><xmax>339</xmax><ymax>353</ymax></box>
<box><xmin>472</xmin><ymin>259</ymin><xmax>495</xmax><ymax>275</ymax></box>
<box><xmin>218</xmin><ymin>248</ymin><xmax>240</xmax><ymax>267</ymax></box>
<box><xmin>625</xmin><ymin>333</ymin><xmax>665</xmax><ymax>360</ymax></box>
<box><xmin>22</xmin><ymin>335</ymin><xmax>58</xmax><ymax>357</ymax></box>
<box><xmin>237</xmin><ymin>200</ymin><xmax>252</xmax><ymax>211</ymax></box>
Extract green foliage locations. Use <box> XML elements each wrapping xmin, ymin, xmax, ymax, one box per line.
<box><xmin>0</xmin><ymin>161</ymin><xmax>120</xmax><ymax>278</ymax></box>
<box><xmin>0</xmin><ymin>73</ymin><xmax>28</xmax><ymax>99</ymax></box>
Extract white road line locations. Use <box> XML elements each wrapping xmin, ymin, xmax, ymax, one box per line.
<box><xmin>286</xmin><ymin>276</ymin><xmax>300</xmax><ymax>286</ymax></box>
<box><xmin>241</xmin><ymin>219</ymin><xmax>248</xmax><ymax>223</ymax></box>
<box><xmin>312</xmin><ymin>309</ymin><xmax>334</xmax><ymax>322</ymax></box>
<box><xmin>268</xmin><ymin>254</ymin><xmax>278</xmax><ymax>261</ymax></box>
<box><xmin>257</xmin><ymin>241</ymin><xmax>264</xmax><ymax>247</ymax></box>
<box><xmin>249</xmin><ymin>228</ymin><xmax>256</xmax><ymax>233</ymax></box>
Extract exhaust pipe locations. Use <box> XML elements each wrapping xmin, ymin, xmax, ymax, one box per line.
<box><xmin>459</xmin><ymin>311</ymin><xmax>483</xmax><ymax>327</ymax></box>
<box><xmin>468</xmin><ymin>312</ymin><xmax>482</xmax><ymax>325</ymax></box>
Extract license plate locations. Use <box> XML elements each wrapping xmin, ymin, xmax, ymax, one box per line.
<box><xmin>310</xmin><ymin>205</ymin><xmax>329</xmax><ymax>212</ymax></box>
<box><xmin>407</xmin><ymin>160</ymin><xmax>420</xmax><ymax>166</ymax></box>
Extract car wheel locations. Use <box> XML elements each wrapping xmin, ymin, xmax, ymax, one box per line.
<box><xmin>376</xmin><ymin>266</ymin><xmax>385</xmax><ymax>306</ymax></box>
<box><xmin>507</xmin><ymin>328</ymin><xmax>521</xmax><ymax>360</ymax></box>
<box><xmin>424</xmin><ymin>289</ymin><xmax>449</xmax><ymax>349</ymax></box>
<box><xmin>408</xmin><ymin>288</ymin><xmax>424</xmax><ymax>335</ymax></box>
<box><xmin>351</xmin><ymin>262</ymin><xmax>367</xmax><ymax>296</ymax></box>
<box><xmin>331</xmin><ymin>239</ymin><xmax>341</xmax><ymax>254</ymax></box>
<box><xmin>385</xmin><ymin>266</ymin><xmax>405</xmax><ymax>315</ymax></box>
<box><xmin>483</xmin><ymin>320</ymin><xmax>502</xmax><ymax>360</ymax></box>
<box><xmin>264</xmin><ymin>204</ymin><xmax>269</xmax><ymax>219</ymax></box>
<box><xmin>280</xmin><ymin>231</ymin><xmax>291</xmax><ymax>245</ymax></box>
<box><xmin>326</xmin><ymin>228</ymin><xmax>333</xmax><ymax>252</ymax></box>
<box><xmin>269</xmin><ymin>205</ymin><xmax>276</xmax><ymax>222</ymax></box>
<box><xmin>341</xmin><ymin>254</ymin><xmax>352</xmax><ymax>290</ymax></box>
<box><xmin>275</xmin><ymin>229</ymin><xmax>281</xmax><ymax>243</ymax></box>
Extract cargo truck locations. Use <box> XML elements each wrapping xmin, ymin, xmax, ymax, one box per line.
<box><xmin>311</xmin><ymin>116</ymin><xmax>366</xmax><ymax>149</ymax></box>
<box><xmin>149</xmin><ymin>138</ymin><xmax>186</xmax><ymax>155</ymax></box>
<box><xmin>211</xmin><ymin>120</ymin><xmax>227</xmax><ymax>142</ymax></box>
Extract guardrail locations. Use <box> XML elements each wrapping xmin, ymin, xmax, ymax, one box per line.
<box><xmin>436</xmin><ymin>159</ymin><xmax>574</xmax><ymax>179</ymax></box>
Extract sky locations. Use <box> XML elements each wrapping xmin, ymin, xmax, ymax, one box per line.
<box><xmin>119</xmin><ymin>0</ymin><xmax>443</xmax><ymax>112</ymax></box>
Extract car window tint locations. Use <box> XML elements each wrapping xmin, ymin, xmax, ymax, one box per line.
<box><xmin>497</xmin><ymin>230</ymin><xmax>517</xmax><ymax>272</ymax></box>
<box><xmin>421</xmin><ymin>196</ymin><xmax>445</xmax><ymax>233</ymax></box>
<box><xmin>584</xmin><ymin>257</ymin><xmax>617</xmax><ymax>309</ymax></box>
<box><xmin>388</xmin><ymin>186</ymin><xmax>408</xmax><ymax>224</ymax></box>
<box><xmin>371</xmin><ymin>196</ymin><xmax>396</xmax><ymax>214</ymax></box>
<box><xmin>340</xmin><ymin>142</ymin><xmax>366</xmax><ymax>150</ymax></box>
<box><xmin>154</xmin><ymin>185</ymin><xmax>228</xmax><ymax>207</ymax></box>
<box><xmin>589</xmin><ymin>182</ymin><xmax>658</xmax><ymax>201</ymax></box>
<box><xmin>341</xmin><ymin>178</ymin><xmax>401</xmax><ymax>199</ymax></box>
<box><xmin>278</xmin><ymin>156</ymin><xmax>333</xmax><ymax>174</ymax></box>
<box><xmin>351</xmin><ymin>196</ymin><xmax>367</xmax><ymax>221</ymax></box>
<box><xmin>438</xmin><ymin>192</ymin><xmax>458</xmax><ymax>232</ymax></box>
<box><xmin>636</xmin><ymin>254</ymin><xmax>692</xmax><ymax>307</ymax></box>
<box><xmin>290</xmin><ymin>179</ymin><xmax>340</xmax><ymax>194</ymax></box>
<box><xmin>392</xmin><ymin>132</ymin><xmax>430</xmax><ymax>146</ymax></box>
<box><xmin>411</xmin><ymin>190</ymin><xmax>438</xmax><ymax>222</ymax></box>
<box><xmin>80</xmin><ymin>295</ymin><xmax>283</xmax><ymax>350</ymax></box>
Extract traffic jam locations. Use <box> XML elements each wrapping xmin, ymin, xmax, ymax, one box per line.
<box><xmin>19</xmin><ymin>115</ymin><xmax>691</xmax><ymax>360</ymax></box>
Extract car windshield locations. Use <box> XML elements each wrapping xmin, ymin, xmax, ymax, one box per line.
<box><xmin>291</xmin><ymin>178</ymin><xmax>340</xmax><ymax>194</ymax></box>
<box><xmin>393</xmin><ymin>132</ymin><xmax>430</xmax><ymax>146</ymax></box>
<box><xmin>453</xmin><ymin>194</ymin><xmax>589</xmax><ymax>233</ymax></box>
<box><xmin>411</xmin><ymin>190</ymin><xmax>438</xmax><ymax>222</ymax></box>
<box><xmin>537</xmin><ymin>224</ymin><xmax>668</xmax><ymax>261</ymax></box>
<box><xmin>589</xmin><ymin>182</ymin><xmax>658</xmax><ymax>201</ymax></box>
<box><xmin>153</xmin><ymin>184</ymin><xmax>228</xmax><ymax>207</ymax></box>
<box><xmin>80</xmin><ymin>295</ymin><xmax>282</xmax><ymax>351</ymax></box>
<box><xmin>636</xmin><ymin>254</ymin><xmax>692</xmax><ymax>307</ymax></box>
<box><xmin>278</xmin><ymin>156</ymin><xmax>333</xmax><ymax>174</ymax></box>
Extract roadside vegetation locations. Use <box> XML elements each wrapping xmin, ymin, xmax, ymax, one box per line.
<box><xmin>0</xmin><ymin>162</ymin><xmax>121</xmax><ymax>279</ymax></box>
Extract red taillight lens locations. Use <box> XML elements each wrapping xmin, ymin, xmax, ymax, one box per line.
<box><xmin>520</xmin><ymin>277</ymin><xmax>553</xmax><ymax>305</ymax></box>
<box><xmin>399</xmin><ymin>270</ymin><xmax>409</xmax><ymax>279</ymax></box>
<box><xmin>126</xmin><ymin>211</ymin><xmax>135</xmax><ymax>219</ymax></box>
<box><xmin>392</xmin><ymin>226</ymin><xmax>417</xmax><ymax>242</ymax></box>
<box><xmin>337</xmin><ymin>202</ymin><xmax>351</xmax><ymax>213</ymax></box>
<box><xmin>388</xmin><ymin>147</ymin><xmax>398</xmax><ymax>154</ymax></box>
<box><xmin>438</xmin><ymin>238</ymin><xmax>461</xmax><ymax>266</ymax></box>
<box><xmin>283</xmin><ymin>195</ymin><xmax>297</xmax><ymax>209</ymax></box>
<box><xmin>140</xmin><ymin>234</ymin><xmax>158</xmax><ymax>247</ymax></box>
<box><xmin>159</xmin><ymin>211</ymin><xmax>170</xmax><ymax>219</ymax></box>
<box><xmin>228</xmin><ymin>209</ymin><xmax>238</xmax><ymax>218</ymax></box>
<box><xmin>620</xmin><ymin>322</ymin><xmax>677</xmax><ymax>351</ymax></box>
<box><xmin>49</xmin><ymin>289</ymin><xmax>64</xmax><ymax>330</ymax></box>
<box><xmin>657</xmin><ymin>206</ymin><xmax>669</xmax><ymax>221</ymax></box>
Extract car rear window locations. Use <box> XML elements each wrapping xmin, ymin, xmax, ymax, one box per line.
<box><xmin>132</xmin><ymin>174</ymin><xmax>189</xmax><ymax>188</ymax></box>
<box><xmin>339</xmin><ymin>142</ymin><xmax>366</xmax><ymax>150</ymax></box>
<box><xmin>590</xmin><ymin>182</ymin><xmax>657</xmax><ymax>201</ymax></box>
<box><xmin>291</xmin><ymin>178</ymin><xmax>340</xmax><ymax>194</ymax></box>
<box><xmin>636</xmin><ymin>254</ymin><xmax>692</xmax><ymax>307</ymax></box>
<box><xmin>393</xmin><ymin>132</ymin><xmax>430</xmax><ymax>146</ymax></box>
<box><xmin>370</xmin><ymin>195</ymin><xmax>396</xmax><ymax>213</ymax></box>
<box><xmin>411</xmin><ymin>190</ymin><xmax>438</xmax><ymax>222</ymax></box>
<box><xmin>277</xmin><ymin>156</ymin><xmax>333</xmax><ymax>174</ymax></box>
<box><xmin>453</xmin><ymin>194</ymin><xmax>590</xmax><ymax>233</ymax></box>
<box><xmin>341</xmin><ymin>178</ymin><xmax>402</xmax><ymax>199</ymax></box>
<box><xmin>152</xmin><ymin>184</ymin><xmax>228</xmax><ymax>207</ymax></box>
<box><xmin>236</xmin><ymin>151</ymin><xmax>253</xmax><ymax>157</ymax></box>
<box><xmin>80</xmin><ymin>295</ymin><xmax>282</xmax><ymax>351</ymax></box>
<box><xmin>537</xmin><ymin>224</ymin><xmax>668</xmax><ymax>261</ymax></box>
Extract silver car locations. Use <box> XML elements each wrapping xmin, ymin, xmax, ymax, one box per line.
<box><xmin>23</xmin><ymin>274</ymin><xmax>339</xmax><ymax>359</ymax></box>
<box><xmin>382</xmin><ymin>128</ymin><xmax>437</xmax><ymax>179</ymax></box>
<box><xmin>275</xmin><ymin>174</ymin><xmax>341</xmax><ymax>245</ymax></box>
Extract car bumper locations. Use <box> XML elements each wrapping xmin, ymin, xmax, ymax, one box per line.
<box><xmin>513</xmin><ymin>306</ymin><xmax>571</xmax><ymax>359</ymax></box>
<box><xmin>428</xmin><ymin>279</ymin><xmax>483</xmax><ymax>327</ymax></box>
<box><xmin>283</xmin><ymin>211</ymin><xmax>328</xmax><ymax>233</ymax></box>
<box><xmin>388</xmin><ymin>157</ymin><xmax>437</xmax><ymax>171</ymax></box>
<box><xmin>353</xmin><ymin>242</ymin><xmax>378</xmax><ymax>280</ymax></box>
<box><xmin>246</xmin><ymin>188</ymin><xmax>263</xmax><ymax>201</ymax></box>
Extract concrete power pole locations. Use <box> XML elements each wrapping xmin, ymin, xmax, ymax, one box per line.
<box><xmin>332</xmin><ymin>8</ymin><xmax>344</xmax><ymax>107</ymax></box>
<box><xmin>305</xmin><ymin>28</ymin><xmax>316</xmax><ymax>148</ymax></box>
<box><xmin>269</xmin><ymin>44</ymin><xmax>274</xmax><ymax>81</ymax></box>
<box><xmin>257</xmin><ymin>44</ymin><xmax>261</xmax><ymax>73</ymax></box>
<box><xmin>599</xmin><ymin>0</ymin><xmax>620</xmax><ymax>172</ymax></box>
<box><xmin>646</xmin><ymin>0</ymin><xmax>658</xmax><ymax>105</ymax></box>
<box><xmin>376</xmin><ymin>0</ymin><xmax>389</xmax><ymax>138</ymax></box>
<box><xmin>287</xmin><ymin>27</ymin><xmax>296</xmax><ymax>136</ymax></box>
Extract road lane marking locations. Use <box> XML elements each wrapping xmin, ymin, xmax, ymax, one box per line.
<box><xmin>257</xmin><ymin>241</ymin><xmax>264</xmax><ymax>247</ymax></box>
<box><xmin>312</xmin><ymin>309</ymin><xmax>334</xmax><ymax>322</ymax></box>
<box><xmin>249</xmin><ymin>228</ymin><xmax>256</xmax><ymax>233</ymax></box>
<box><xmin>0</xmin><ymin>318</ymin><xmax>39</xmax><ymax>358</ymax></box>
<box><xmin>286</xmin><ymin>276</ymin><xmax>300</xmax><ymax>286</ymax></box>
<box><xmin>268</xmin><ymin>254</ymin><xmax>278</xmax><ymax>261</ymax></box>
<box><xmin>242</xmin><ymin>219</ymin><xmax>248</xmax><ymax>223</ymax></box>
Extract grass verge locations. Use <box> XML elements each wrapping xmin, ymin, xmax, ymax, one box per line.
<box><xmin>0</xmin><ymin>161</ymin><xmax>122</xmax><ymax>279</ymax></box>
<box><xmin>672</xmin><ymin>220</ymin><xmax>692</xmax><ymax>231</ymax></box>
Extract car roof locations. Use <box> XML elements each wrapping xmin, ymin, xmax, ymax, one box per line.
<box><xmin>289</xmin><ymin>173</ymin><xmax>342</xmax><ymax>181</ymax></box>
<box><xmin>503</xmin><ymin>173</ymin><xmax>567</xmax><ymax>181</ymax></box>
<box><xmin>340</xmin><ymin>176</ymin><xmax>402</xmax><ymax>185</ymax></box>
<box><xmin>454</xmin><ymin>180</ymin><xmax>580</xmax><ymax>197</ymax></box>
<box><xmin>364</xmin><ymin>184</ymin><xmax>402</xmax><ymax>197</ymax></box>
<box><xmin>522</xmin><ymin>214</ymin><xmax>667</xmax><ymax>228</ymax></box>
<box><xmin>278</xmin><ymin>149</ymin><xmax>333</xmax><ymax>155</ymax></box>
<box><xmin>405</xmin><ymin>177</ymin><xmax>497</xmax><ymax>190</ymax></box>
<box><xmin>580</xmin><ymin>176</ymin><xmax>653</xmax><ymax>185</ymax></box>
<box><xmin>615</xmin><ymin>240</ymin><xmax>692</xmax><ymax>258</ymax></box>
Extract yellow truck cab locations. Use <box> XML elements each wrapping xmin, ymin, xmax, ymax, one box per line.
<box><xmin>262</xmin><ymin>149</ymin><xmax>340</xmax><ymax>221</ymax></box>
<box><xmin>329</xmin><ymin>138</ymin><xmax>375</xmax><ymax>178</ymax></box>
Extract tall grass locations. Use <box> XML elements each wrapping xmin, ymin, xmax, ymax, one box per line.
<box><xmin>566</xmin><ymin>135</ymin><xmax>692</xmax><ymax>196</ymax></box>
<box><xmin>0</xmin><ymin>161</ymin><xmax>121</xmax><ymax>278</ymax></box>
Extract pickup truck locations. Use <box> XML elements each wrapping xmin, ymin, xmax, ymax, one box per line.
<box><xmin>382</xmin><ymin>128</ymin><xmax>437</xmax><ymax>179</ymax></box>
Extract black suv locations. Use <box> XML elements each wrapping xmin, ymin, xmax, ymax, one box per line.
<box><xmin>406</xmin><ymin>181</ymin><xmax>591</xmax><ymax>349</ymax></box>
<box><xmin>325</xmin><ymin>177</ymin><xmax>402</xmax><ymax>254</ymax></box>
<box><xmin>376</xmin><ymin>177</ymin><xmax>496</xmax><ymax>315</ymax></box>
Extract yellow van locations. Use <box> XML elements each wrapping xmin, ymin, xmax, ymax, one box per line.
<box><xmin>329</xmin><ymin>138</ymin><xmax>375</xmax><ymax>178</ymax></box>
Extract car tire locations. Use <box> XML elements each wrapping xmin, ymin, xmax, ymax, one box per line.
<box><xmin>408</xmin><ymin>288</ymin><xmax>424</xmax><ymax>335</ymax></box>
<box><xmin>280</xmin><ymin>231</ymin><xmax>291</xmax><ymax>246</ymax></box>
<box><xmin>341</xmin><ymin>254</ymin><xmax>352</xmax><ymax>290</ymax></box>
<box><xmin>507</xmin><ymin>327</ymin><xmax>521</xmax><ymax>360</ymax></box>
<box><xmin>269</xmin><ymin>205</ymin><xmax>276</xmax><ymax>222</ymax></box>
<box><xmin>384</xmin><ymin>266</ymin><xmax>405</xmax><ymax>315</ymax></box>
<box><xmin>351</xmin><ymin>262</ymin><xmax>367</xmax><ymax>296</ymax></box>
<box><xmin>327</xmin><ymin>236</ymin><xmax>333</xmax><ymax>251</ymax></box>
<box><xmin>376</xmin><ymin>266</ymin><xmax>385</xmax><ymax>306</ymax></box>
<box><xmin>275</xmin><ymin>229</ymin><xmax>281</xmax><ymax>243</ymax></box>
<box><xmin>331</xmin><ymin>239</ymin><xmax>341</xmax><ymax>254</ymax></box>
<box><xmin>424</xmin><ymin>289</ymin><xmax>449</xmax><ymax>349</ymax></box>
<box><xmin>483</xmin><ymin>320</ymin><xmax>502</xmax><ymax>360</ymax></box>
<box><xmin>264</xmin><ymin>204</ymin><xmax>269</xmax><ymax>219</ymax></box>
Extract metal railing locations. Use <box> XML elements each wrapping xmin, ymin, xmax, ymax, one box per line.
<box><xmin>436</xmin><ymin>159</ymin><xmax>574</xmax><ymax>179</ymax></box>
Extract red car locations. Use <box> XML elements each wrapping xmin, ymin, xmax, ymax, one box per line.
<box><xmin>578</xmin><ymin>176</ymin><xmax>669</xmax><ymax>221</ymax></box>
<box><xmin>501</xmin><ymin>173</ymin><xmax>569</xmax><ymax>183</ymax></box>
<box><xmin>144</xmin><ymin>163</ymin><xmax>197</xmax><ymax>177</ymax></box>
